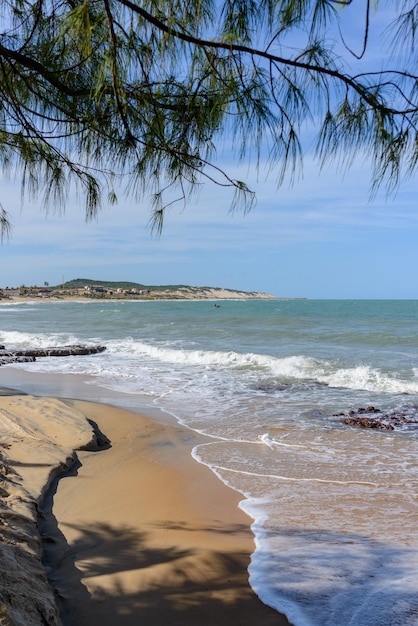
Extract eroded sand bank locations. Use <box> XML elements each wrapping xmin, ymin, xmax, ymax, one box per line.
<box><xmin>0</xmin><ymin>393</ymin><xmax>290</xmax><ymax>626</ymax></box>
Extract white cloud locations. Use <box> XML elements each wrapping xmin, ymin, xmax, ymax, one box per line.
<box><xmin>1</xmin><ymin>118</ymin><xmax>417</xmax><ymax>298</ymax></box>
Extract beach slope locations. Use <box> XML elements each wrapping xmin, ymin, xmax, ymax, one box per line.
<box><xmin>0</xmin><ymin>394</ymin><xmax>98</xmax><ymax>626</ymax></box>
<box><xmin>0</xmin><ymin>393</ymin><xmax>290</xmax><ymax>626</ymax></box>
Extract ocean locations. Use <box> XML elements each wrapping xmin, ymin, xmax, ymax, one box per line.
<box><xmin>1</xmin><ymin>298</ymin><xmax>418</xmax><ymax>625</ymax></box>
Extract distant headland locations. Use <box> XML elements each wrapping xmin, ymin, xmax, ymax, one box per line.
<box><xmin>0</xmin><ymin>278</ymin><xmax>295</xmax><ymax>301</ymax></box>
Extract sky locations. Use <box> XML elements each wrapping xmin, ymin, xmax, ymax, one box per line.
<box><xmin>1</xmin><ymin>3</ymin><xmax>417</xmax><ymax>299</ymax></box>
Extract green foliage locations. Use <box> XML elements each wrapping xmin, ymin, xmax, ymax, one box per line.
<box><xmin>62</xmin><ymin>278</ymin><xmax>147</xmax><ymax>289</ymax></box>
<box><xmin>60</xmin><ymin>278</ymin><xmax>196</xmax><ymax>290</ymax></box>
<box><xmin>0</xmin><ymin>0</ymin><xmax>417</xmax><ymax>234</ymax></box>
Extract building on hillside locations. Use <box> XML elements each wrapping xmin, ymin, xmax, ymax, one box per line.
<box><xmin>84</xmin><ymin>285</ymin><xmax>107</xmax><ymax>293</ymax></box>
<box><xmin>1</xmin><ymin>288</ymin><xmax>21</xmax><ymax>298</ymax></box>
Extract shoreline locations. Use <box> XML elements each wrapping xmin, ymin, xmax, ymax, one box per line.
<box><xmin>0</xmin><ymin>388</ymin><xmax>291</xmax><ymax>625</ymax></box>
<box><xmin>0</xmin><ymin>294</ymin><xmax>281</xmax><ymax>304</ymax></box>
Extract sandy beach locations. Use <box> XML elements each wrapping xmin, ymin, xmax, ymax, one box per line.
<box><xmin>0</xmin><ymin>391</ymin><xmax>290</xmax><ymax>625</ymax></box>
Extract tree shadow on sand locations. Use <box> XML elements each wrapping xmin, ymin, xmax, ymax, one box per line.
<box><xmin>46</xmin><ymin>513</ymin><xmax>418</xmax><ymax>626</ymax></box>
<box><xmin>37</xmin><ymin>418</ymin><xmax>418</xmax><ymax>626</ymax></box>
<box><xmin>38</xmin><ymin>420</ymin><xmax>288</xmax><ymax>626</ymax></box>
<box><xmin>43</xmin><ymin>516</ymin><xmax>288</xmax><ymax>626</ymax></box>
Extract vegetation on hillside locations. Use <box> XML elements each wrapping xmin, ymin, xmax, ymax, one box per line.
<box><xmin>59</xmin><ymin>278</ymin><xmax>212</xmax><ymax>291</ymax></box>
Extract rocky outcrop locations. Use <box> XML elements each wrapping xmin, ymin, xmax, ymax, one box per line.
<box><xmin>0</xmin><ymin>345</ymin><xmax>106</xmax><ymax>366</ymax></box>
<box><xmin>337</xmin><ymin>405</ymin><xmax>418</xmax><ymax>431</ymax></box>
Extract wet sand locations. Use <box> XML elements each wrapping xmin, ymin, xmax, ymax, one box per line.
<box><xmin>0</xmin><ymin>391</ymin><xmax>291</xmax><ymax>625</ymax></box>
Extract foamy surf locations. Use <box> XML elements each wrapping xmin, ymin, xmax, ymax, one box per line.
<box><xmin>2</xmin><ymin>298</ymin><xmax>418</xmax><ymax>626</ymax></box>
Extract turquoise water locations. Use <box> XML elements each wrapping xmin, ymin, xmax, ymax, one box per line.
<box><xmin>1</xmin><ymin>298</ymin><xmax>418</xmax><ymax>625</ymax></box>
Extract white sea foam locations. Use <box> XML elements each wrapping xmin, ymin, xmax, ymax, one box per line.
<box><xmin>5</xmin><ymin>330</ymin><xmax>418</xmax><ymax>398</ymax></box>
<box><xmin>238</xmin><ymin>474</ymin><xmax>418</xmax><ymax>626</ymax></box>
<box><xmin>320</xmin><ymin>364</ymin><xmax>418</xmax><ymax>394</ymax></box>
<box><xmin>193</xmin><ymin>425</ymin><xmax>418</xmax><ymax>626</ymax></box>
<box><xmin>107</xmin><ymin>342</ymin><xmax>418</xmax><ymax>396</ymax></box>
<box><xmin>246</xmin><ymin>512</ymin><xmax>418</xmax><ymax>626</ymax></box>
<box><xmin>260</xmin><ymin>433</ymin><xmax>276</xmax><ymax>448</ymax></box>
<box><xmin>0</xmin><ymin>330</ymin><xmax>81</xmax><ymax>348</ymax></box>
<box><xmin>3</xmin><ymin>300</ymin><xmax>418</xmax><ymax>626</ymax></box>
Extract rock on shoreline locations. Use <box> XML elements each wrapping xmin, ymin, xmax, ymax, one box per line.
<box><xmin>337</xmin><ymin>405</ymin><xmax>418</xmax><ymax>431</ymax></box>
<box><xmin>0</xmin><ymin>345</ymin><xmax>106</xmax><ymax>366</ymax></box>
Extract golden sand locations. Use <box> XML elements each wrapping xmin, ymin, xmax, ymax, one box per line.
<box><xmin>0</xmin><ymin>394</ymin><xmax>290</xmax><ymax>625</ymax></box>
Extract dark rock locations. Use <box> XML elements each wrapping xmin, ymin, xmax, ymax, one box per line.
<box><xmin>0</xmin><ymin>345</ymin><xmax>106</xmax><ymax>366</ymax></box>
<box><xmin>340</xmin><ymin>405</ymin><xmax>418</xmax><ymax>431</ymax></box>
<box><xmin>343</xmin><ymin>417</ymin><xmax>394</xmax><ymax>430</ymax></box>
<box><xmin>0</xmin><ymin>356</ymin><xmax>36</xmax><ymax>365</ymax></box>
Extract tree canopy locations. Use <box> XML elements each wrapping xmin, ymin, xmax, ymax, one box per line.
<box><xmin>0</xmin><ymin>0</ymin><xmax>417</xmax><ymax>234</ymax></box>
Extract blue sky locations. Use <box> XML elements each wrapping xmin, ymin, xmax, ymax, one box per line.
<box><xmin>1</xmin><ymin>3</ymin><xmax>417</xmax><ymax>299</ymax></box>
<box><xmin>1</xmin><ymin>154</ymin><xmax>416</xmax><ymax>299</ymax></box>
